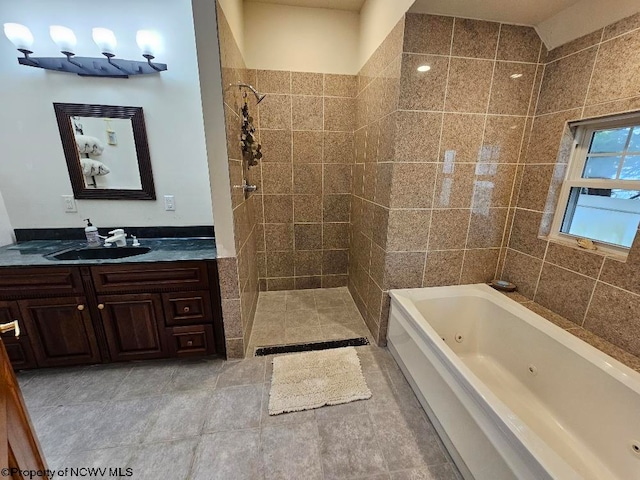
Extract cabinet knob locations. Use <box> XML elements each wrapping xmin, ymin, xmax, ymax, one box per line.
<box><xmin>183</xmin><ymin>306</ymin><xmax>190</xmax><ymax>313</ymax></box>
<box><xmin>187</xmin><ymin>340</ymin><xmax>193</xmax><ymax>347</ymax></box>
<box><xmin>98</xmin><ymin>304</ymin><xmax>105</xmax><ymax>310</ymax></box>
<box><xmin>77</xmin><ymin>304</ymin><xmax>85</xmax><ymax>311</ymax></box>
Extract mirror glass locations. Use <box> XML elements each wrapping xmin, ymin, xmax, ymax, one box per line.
<box><xmin>72</xmin><ymin>116</ymin><xmax>142</xmax><ymax>190</ymax></box>
<box><xmin>54</xmin><ymin>103</ymin><xmax>155</xmax><ymax>200</ymax></box>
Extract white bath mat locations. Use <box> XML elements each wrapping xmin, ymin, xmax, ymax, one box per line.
<box><xmin>268</xmin><ymin>346</ymin><xmax>372</xmax><ymax>415</ymax></box>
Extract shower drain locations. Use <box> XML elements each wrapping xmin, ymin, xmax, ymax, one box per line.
<box><xmin>631</xmin><ymin>441</ymin><xmax>640</xmax><ymax>457</ymax></box>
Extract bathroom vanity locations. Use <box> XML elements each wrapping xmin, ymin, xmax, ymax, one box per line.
<box><xmin>0</xmin><ymin>238</ymin><xmax>224</xmax><ymax>370</ymax></box>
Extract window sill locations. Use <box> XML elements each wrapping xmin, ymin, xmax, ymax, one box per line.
<box><xmin>540</xmin><ymin>235</ymin><xmax>629</xmax><ymax>262</ymax></box>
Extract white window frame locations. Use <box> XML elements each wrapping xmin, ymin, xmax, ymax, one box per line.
<box><xmin>549</xmin><ymin>114</ymin><xmax>640</xmax><ymax>257</ymax></box>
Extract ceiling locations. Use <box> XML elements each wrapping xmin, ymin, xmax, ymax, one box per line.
<box><xmin>245</xmin><ymin>0</ymin><xmax>640</xmax><ymax>49</ymax></box>
<box><xmin>409</xmin><ymin>0</ymin><xmax>640</xmax><ymax>49</ymax></box>
<box><xmin>247</xmin><ymin>0</ymin><xmax>366</xmax><ymax>12</ymax></box>
<box><xmin>408</xmin><ymin>0</ymin><xmax>581</xmax><ymax>26</ymax></box>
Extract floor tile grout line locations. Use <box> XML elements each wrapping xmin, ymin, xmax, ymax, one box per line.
<box><xmin>312</xmin><ymin>414</ymin><xmax>327</xmax><ymax>480</ymax></box>
<box><xmin>366</xmin><ymin>405</ymin><xmax>392</xmax><ymax>477</ymax></box>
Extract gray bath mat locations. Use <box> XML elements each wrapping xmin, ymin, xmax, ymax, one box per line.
<box><xmin>268</xmin><ymin>346</ymin><xmax>372</xmax><ymax>415</ymax></box>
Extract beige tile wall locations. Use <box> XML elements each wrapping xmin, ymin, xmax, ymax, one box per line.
<box><xmin>255</xmin><ymin>71</ymin><xmax>356</xmax><ymax>291</ymax></box>
<box><xmin>502</xmin><ymin>12</ymin><xmax>640</xmax><ymax>358</ymax></box>
<box><xmin>349</xmin><ymin>14</ymin><xmax>544</xmax><ymax>345</ymax></box>
<box><xmin>348</xmin><ymin>18</ymin><xmax>405</xmax><ymax>345</ymax></box>
<box><xmin>216</xmin><ymin>5</ymin><xmax>260</xmax><ymax>358</ymax></box>
<box><xmin>216</xmin><ymin>5</ymin><xmax>640</xmax><ymax>359</ymax></box>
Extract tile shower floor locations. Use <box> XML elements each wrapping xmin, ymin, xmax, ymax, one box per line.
<box><xmin>247</xmin><ymin>287</ymin><xmax>373</xmax><ymax>354</ymax></box>
<box><xmin>17</xmin><ymin>286</ymin><xmax>462</xmax><ymax>480</ymax></box>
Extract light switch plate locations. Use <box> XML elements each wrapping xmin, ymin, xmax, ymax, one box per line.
<box><xmin>164</xmin><ymin>195</ymin><xmax>175</xmax><ymax>211</ymax></box>
<box><xmin>62</xmin><ymin>195</ymin><xmax>77</xmax><ymax>213</ymax></box>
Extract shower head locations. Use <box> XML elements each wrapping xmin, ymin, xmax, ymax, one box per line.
<box><xmin>237</xmin><ymin>82</ymin><xmax>267</xmax><ymax>104</ymax></box>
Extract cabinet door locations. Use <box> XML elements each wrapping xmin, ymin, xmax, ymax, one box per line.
<box><xmin>0</xmin><ymin>301</ymin><xmax>37</xmax><ymax>370</ymax></box>
<box><xmin>18</xmin><ymin>297</ymin><xmax>101</xmax><ymax>368</ymax></box>
<box><xmin>97</xmin><ymin>293</ymin><xmax>167</xmax><ymax>362</ymax></box>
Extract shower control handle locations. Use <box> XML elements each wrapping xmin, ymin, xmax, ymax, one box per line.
<box><xmin>233</xmin><ymin>182</ymin><xmax>258</xmax><ymax>193</ymax></box>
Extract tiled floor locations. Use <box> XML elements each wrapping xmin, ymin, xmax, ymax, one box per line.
<box><xmin>19</xmin><ymin>346</ymin><xmax>462</xmax><ymax>480</ymax></box>
<box><xmin>248</xmin><ymin>287</ymin><xmax>372</xmax><ymax>354</ymax></box>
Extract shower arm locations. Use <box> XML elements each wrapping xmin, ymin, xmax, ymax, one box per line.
<box><xmin>228</xmin><ymin>82</ymin><xmax>267</xmax><ymax>104</ymax></box>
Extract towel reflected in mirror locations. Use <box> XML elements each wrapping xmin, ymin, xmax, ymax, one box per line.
<box><xmin>75</xmin><ymin>134</ymin><xmax>105</xmax><ymax>156</ymax></box>
<box><xmin>80</xmin><ymin>158</ymin><xmax>110</xmax><ymax>177</ymax></box>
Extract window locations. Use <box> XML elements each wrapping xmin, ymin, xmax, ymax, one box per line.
<box><xmin>551</xmin><ymin>116</ymin><xmax>640</xmax><ymax>253</ymax></box>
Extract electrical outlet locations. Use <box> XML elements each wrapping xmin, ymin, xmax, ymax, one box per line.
<box><xmin>164</xmin><ymin>195</ymin><xmax>175</xmax><ymax>211</ymax></box>
<box><xmin>62</xmin><ymin>195</ymin><xmax>77</xmax><ymax>213</ymax></box>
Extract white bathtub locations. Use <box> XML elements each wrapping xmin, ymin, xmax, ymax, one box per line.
<box><xmin>387</xmin><ymin>284</ymin><xmax>640</xmax><ymax>480</ymax></box>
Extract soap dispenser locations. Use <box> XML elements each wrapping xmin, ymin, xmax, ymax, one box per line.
<box><xmin>84</xmin><ymin>219</ymin><xmax>101</xmax><ymax>247</ymax></box>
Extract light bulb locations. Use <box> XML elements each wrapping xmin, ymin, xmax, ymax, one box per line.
<box><xmin>3</xmin><ymin>23</ymin><xmax>34</xmax><ymax>51</ymax></box>
<box><xmin>136</xmin><ymin>30</ymin><xmax>160</xmax><ymax>57</ymax></box>
<box><xmin>92</xmin><ymin>27</ymin><xmax>117</xmax><ymax>55</ymax></box>
<box><xmin>49</xmin><ymin>25</ymin><xmax>76</xmax><ymax>54</ymax></box>
<box><xmin>417</xmin><ymin>65</ymin><xmax>431</xmax><ymax>72</ymax></box>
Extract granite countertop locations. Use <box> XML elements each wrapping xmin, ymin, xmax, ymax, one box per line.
<box><xmin>0</xmin><ymin>238</ymin><xmax>217</xmax><ymax>267</ymax></box>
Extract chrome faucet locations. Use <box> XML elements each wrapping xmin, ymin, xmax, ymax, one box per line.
<box><xmin>104</xmin><ymin>229</ymin><xmax>127</xmax><ymax>247</ymax></box>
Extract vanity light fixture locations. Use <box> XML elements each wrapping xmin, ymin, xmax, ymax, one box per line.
<box><xmin>135</xmin><ymin>30</ymin><xmax>163</xmax><ymax>71</ymax></box>
<box><xmin>3</xmin><ymin>22</ymin><xmax>167</xmax><ymax>78</ymax></box>
<box><xmin>417</xmin><ymin>64</ymin><xmax>431</xmax><ymax>72</ymax></box>
<box><xmin>50</xmin><ymin>25</ymin><xmax>77</xmax><ymax>54</ymax></box>
<box><xmin>92</xmin><ymin>27</ymin><xmax>117</xmax><ymax>56</ymax></box>
<box><xmin>3</xmin><ymin>23</ymin><xmax>33</xmax><ymax>54</ymax></box>
<box><xmin>509</xmin><ymin>73</ymin><xmax>523</xmax><ymax>79</ymax></box>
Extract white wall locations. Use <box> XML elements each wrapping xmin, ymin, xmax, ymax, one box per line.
<box><xmin>243</xmin><ymin>2</ymin><xmax>359</xmax><ymax>74</ymax></box>
<box><xmin>0</xmin><ymin>0</ymin><xmax>214</xmax><ymax>229</ymax></box>
<box><xmin>218</xmin><ymin>0</ymin><xmax>245</xmax><ymax>56</ymax></box>
<box><xmin>536</xmin><ymin>0</ymin><xmax>640</xmax><ymax>50</ymax></box>
<box><xmin>0</xmin><ymin>188</ymin><xmax>15</xmax><ymax>246</ymax></box>
<box><xmin>192</xmin><ymin>0</ymin><xmax>236</xmax><ymax>257</ymax></box>
<box><xmin>359</xmin><ymin>0</ymin><xmax>414</xmax><ymax>69</ymax></box>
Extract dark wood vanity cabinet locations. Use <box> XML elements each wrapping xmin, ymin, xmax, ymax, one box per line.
<box><xmin>19</xmin><ymin>296</ymin><xmax>101</xmax><ymax>368</ymax></box>
<box><xmin>97</xmin><ymin>293</ymin><xmax>168</xmax><ymax>362</ymax></box>
<box><xmin>0</xmin><ymin>261</ymin><xmax>224</xmax><ymax>370</ymax></box>
<box><xmin>0</xmin><ymin>301</ymin><xmax>37</xmax><ymax>370</ymax></box>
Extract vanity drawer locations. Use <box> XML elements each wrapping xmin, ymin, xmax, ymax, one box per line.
<box><xmin>91</xmin><ymin>262</ymin><xmax>209</xmax><ymax>293</ymax></box>
<box><xmin>162</xmin><ymin>291</ymin><xmax>212</xmax><ymax>326</ymax></box>
<box><xmin>0</xmin><ymin>267</ymin><xmax>83</xmax><ymax>298</ymax></box>
<box><xmin>166</xmin><ymin>325</ymin><xmax>215</xmax><ymax>356</ymax></box>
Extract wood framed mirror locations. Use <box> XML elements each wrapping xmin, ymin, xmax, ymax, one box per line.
<box><xmin>53</xmin><ymin>102</ymin><xmax>156</xmax><ymax>200</ymax></box>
